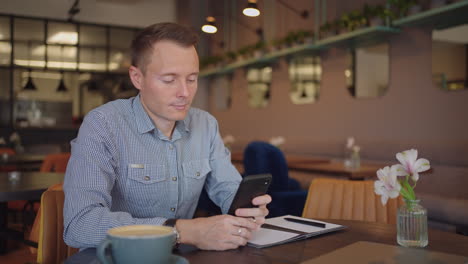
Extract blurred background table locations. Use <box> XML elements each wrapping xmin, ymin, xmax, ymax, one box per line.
<box><xmin>0</xmin><ymin>154</ymin><xmax>46</xmax><ymax>172</ymax></box>
<box><xmin>288</xmin><ymin>160</ymin><xmax>387</xmax><ymax>180</ymax></box>
<box><xmin>231</xmin><ymin>152</ymin><xmax>330</xmax><ymax>174</ymax></box>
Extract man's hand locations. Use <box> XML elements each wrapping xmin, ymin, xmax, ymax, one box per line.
<box><xmin>235</xmin><ymin>194</ymin><xmax>272</xmax><ymax>227</ymax></box>
<box><xmin>176</xmin><ymin>215</ymin><xmax>259</xmax><ymax>250</ymax></box>
<box><xmin>175</xmin><ymin>194</ymin><xmax>272</xmax><ymax>251</ymax></box>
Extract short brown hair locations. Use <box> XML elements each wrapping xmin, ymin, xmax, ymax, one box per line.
<box><xmin>131</xmin><ymin>22</ymin><xmax>199</xmax><ymax>73</ymax></box>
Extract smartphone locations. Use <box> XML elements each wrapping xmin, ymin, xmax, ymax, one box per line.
<box><xmin>228</xmin><ymin>173</ymin><xmax>272</xmax><ymax>215</ymax></box>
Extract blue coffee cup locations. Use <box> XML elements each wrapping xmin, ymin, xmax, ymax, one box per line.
<box><xmin>97</xmin><ymin>225</ymin><xmax>175</xmax><ymax>264</ymax></box>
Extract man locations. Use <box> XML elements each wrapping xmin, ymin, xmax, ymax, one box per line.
<box><xmin>63</xmin><ymin>22</ymin><xmax>271</xmax><ymax>251</ymax></box>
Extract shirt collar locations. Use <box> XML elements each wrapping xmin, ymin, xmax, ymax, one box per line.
<box><xmin>132</xmin><ymin>94</ymin><xmax>156</xmax><ymax>134</ymax></box>
<box><xmin>178</xmin><ymin>113</ymin><xmax>191</xmax><ymax>133</ymax></box>
<box><xmin>132</xmin><ymin>94</ymin><xmax>192</xmax><ymax>136</ymax></box>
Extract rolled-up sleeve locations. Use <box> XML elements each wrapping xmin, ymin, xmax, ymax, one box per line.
<box><xmin>63</xmin><ymin>111</ymin><xmax>166</xmax><ymax>249</ymax></box>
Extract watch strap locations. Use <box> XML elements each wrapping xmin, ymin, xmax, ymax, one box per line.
<box><xmin>163</xmin><ymin>218</ymin><xmax>180</xmax><ymax>246</ymax></box>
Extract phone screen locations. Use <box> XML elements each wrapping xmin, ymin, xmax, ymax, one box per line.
<box><xmin>227</xmin><ymin>174</ymin><xmax>272</xmax><ymax>215</ymax></box>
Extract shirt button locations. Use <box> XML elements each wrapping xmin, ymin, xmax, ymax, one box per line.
<box><xmin>144</xmin><ymin>176</ymin><xmax>150</xmax><ymax>181</ymax></box>
<box><xmin>170</xmin><ymin>208</ymin><xmax>175</xmax><ymax>212</ymax></box>
<box><xmin>169</xmin><ymin>145</ymin><xmax>174</xmax><ymax>150</ymax></box>
<box><xmin>196</xmin><ymin>172</ymin><xmax>200</xmax><ymax>177</ymax></box>
<box><xmin>172</xmin><ymin>177</ymin><xmax>177</xmax><ymax>181</ymax></box>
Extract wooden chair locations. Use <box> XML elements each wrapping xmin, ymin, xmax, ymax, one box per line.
<box><xmin>29</xmin><ymin>153</ymin><xmax>71</xmax><ymax>256</ymax></box>
<box><xmin>302</xmin><ymin>178</ymin><xmax>404</xmax><ymax>224</ymax></box>
<box><xmin>32</xmin><ymin>184</ymin><xmax>78</xmax><ymax>263</ymax></box>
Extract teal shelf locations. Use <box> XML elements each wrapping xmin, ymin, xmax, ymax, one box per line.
<box><xmin>199</xmin><ymin>43</ymin><xmax>323</xmax><ymax>78</ymax></box>
<box><xmin>393</xmin><ymin>0</ymin><xmax>468</xmax><ymax>29</ymax></box>
<box><xmin>316</xmin><ymin>26</ymin><xmax>400</xmax><ymax>49</ymax></box>
<box><xmin>199</xmin><ymin>26</ymin><xmax>399</xmax><ymax>78</ymax></box>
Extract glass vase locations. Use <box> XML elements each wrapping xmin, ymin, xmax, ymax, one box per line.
<box><xmin>397</xmin><ymin>199</ymin><xmax>428</xmax><ymax>247</ymax></box>
<box><xmin>349</xmin><ymin>150</ymin><xmax>360</xmax><ymax>169</ymax></box>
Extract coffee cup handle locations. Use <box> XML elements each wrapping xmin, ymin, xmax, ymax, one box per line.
<box><xmin>97</xmin><ymin>239</ymin><xmax>113</xmax><ymax>264</ymax></box>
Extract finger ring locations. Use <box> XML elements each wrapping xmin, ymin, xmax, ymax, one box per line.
<box><xmin>238</xmin><ymin>228</ymin><xmax>242</xmax><ymax>235</ymax></box>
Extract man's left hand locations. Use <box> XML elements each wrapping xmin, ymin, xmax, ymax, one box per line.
<box><xmin>234</xmin><ymin>194</ymin><xmax>272</xmax><ymax>229</ymax></box>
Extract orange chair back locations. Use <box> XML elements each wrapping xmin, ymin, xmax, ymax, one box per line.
<box><xmin>302</xmin><ymin>178</ymin><xmax>404</xmax><ymax>224</ymax></box>
<box><xmin>40</xmin><ymin>153</ymin><xmax>71</xmax><ymax>173</ymax></box>
<box><xmin>34</xmin><ymin>184</ymin><xmax>78</xmax><ymax>263</ymax></box>
<box><xmin>0</xmin><ymin>148</ymin><xmax>15</xmax><ymax>155</ymax></box>
<box><xmin>0</xmin><ymin>148</ymin><xmax>16</xmax><ymax>172</ymax></box>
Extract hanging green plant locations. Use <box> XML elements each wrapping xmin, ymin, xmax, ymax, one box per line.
<box><xmin>200</xmin><ymin>54</ymin><xmax>224</xmax><ymax>70</ymax></box>
<box><xmin>389</xmin><ymin>0</ymin><xmax>419</xmax><ymax>18</ymax></box>
<box><xmin>283</xmin><ymin>31</ymin><xmax>299</xmax><ymax>47</ymax></box>
<box><xmin>319</xmin><ymin>22</ymin><xmax>334</xmax><ymax>38</ymax></box>
<box><xmin>270</xmin><ymin>38</ymin><xmax>285</xmax><ymax>51</ymax></box>
<box><xmin>296</xmin><ymin>30</ymin><xmax>314</xmax><ymax>44</ymax></box>
<box><xmin>238</xmin><ymin>44</ymin><xmax>256</xmax><ymax>59</ymax></box>
<box><xmin>225</xmin><ymin>51</ymin><xmax>238</xmax><ymax>63</ymax></box>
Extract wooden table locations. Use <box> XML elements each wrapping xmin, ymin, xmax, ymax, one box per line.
<box><xmin>0</xmin><ymin>172</ymin><xmax>64</xmax><ymax>254</ymax></box>
<box><xmin>231</xmin><ymin>152</ymin><xmax>329</xmax><ymax>164</ymax></box>
<box><xmin>65</xmin><ymin>220</ymin><xmax>468</xmax><ymax>264</ymax></box>
<box><xmin>231</xmin><ymin>152</ymin><xmax>330</xmax><ymax>174</ymax></box>
<box><xmin>0</xmin><ymin>154</ymin><xmax>46</xmax><ymax>171</ymax></box>
<box><xmin>288</xmin><ymin>160</ymin><xmax>387</xmax><ymax>180</ymax></box>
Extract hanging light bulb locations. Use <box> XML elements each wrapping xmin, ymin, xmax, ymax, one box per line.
<box><xmin>243</xmin><ymin>0</ymin><xmax>260</xmax><ymax>17</ymax></box>
<box><xmin>56</xmin><ymin>71</ymin><xmax>68</xmax><ymax>92</ymax></box>
<box><xmin>202</xmin><ymin>16</ymin><xmax>217</xmax><ymax>34</ymax></box>
<box><xmin>23</xmin><ymin>69</ymin><xmax>37</xmax><ymax>91</ymax></box>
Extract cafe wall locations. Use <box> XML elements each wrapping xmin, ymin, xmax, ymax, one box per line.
<box><xmin>201</xmin><ymin>0</ymin><xmax>468</xmax><ymax>166</ymax></box>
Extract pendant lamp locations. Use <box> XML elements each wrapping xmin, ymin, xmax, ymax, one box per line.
<box><xmin>56</xmin><ymin>71</ymin><xmax>68</xmax><ymax>92</ymax></box>
<box><xmin>243</xmin><ymin>0</ymin><xmax>260</xmax><ymax>17</ymax></box>
<box><xmin>23</xmin><ymin>69</ymin><xmax>37</xmax><ymax>91</ymax></box>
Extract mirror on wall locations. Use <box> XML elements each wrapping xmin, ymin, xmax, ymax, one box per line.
<box><xmin>346</xmin><ymin>43</ymin><xmax>389</xmax><ymax>98</ymax></box>
<box><xmin>288</xmin><ymin>54</ymin><xmax>321</xmax><ymax>104</ymax></box>
<box><xmin>432</xmin><ymin>24</ymin><xmax>468</xmax><ymax>91</ymax></box>
<box><xmin>212</xmin><ymin>75</ymin><xmax>232</xmax><ymax>111</ymax></box>
<box><xmin>246</xmin><ymin>65</ymin><xmax>272</xmax><ymax>108</ymax></box>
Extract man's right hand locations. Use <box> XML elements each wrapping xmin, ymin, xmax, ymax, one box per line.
<box><xmin>176</xmin><ymin>215</ymin><xmax>259</xmax><ymax>251</ymax></box>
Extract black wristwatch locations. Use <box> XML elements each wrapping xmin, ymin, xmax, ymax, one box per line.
<box><xmin>163</xmin><ymin>218</ymin><xmax>180</xmax><ymax>246</ymax></box>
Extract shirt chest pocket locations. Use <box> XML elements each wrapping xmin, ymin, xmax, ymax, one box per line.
<box><xmin>125</xmin><ymin>164</ymin><xmax>168</xmax><ymax>208</ymax></box>
<box><xmin>182</xmin><ymin>159</ymin><xmax>211</xmax><ymax>198</ymax></box>
<box><xmin>182</xmin><ymin>159</ymin><xmax>211</xmax><ymax>180</ymax></box>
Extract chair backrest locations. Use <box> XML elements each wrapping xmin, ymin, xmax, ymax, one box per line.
<box><xmin>37</xmin><ymin>184</ymin><xmax>78</xmax><ymax>263</ymax></box>
<box><xmin>243</xmin><ymin>141</ymin><xmax>289</xmax><ymax>192</ymax></box>
<box><xmin>40</xmin><ymin>153</ymin><xmax>71</xmax><ymax>173</ymax></box>
<box><xmin>302</xmin><ymin>178</ymin><xmax>404</xmax><ymax>224</ymax></box>
<box><xmin>0</xmin><ymin>148</ymin><xmax>16</xmax><ymax>172</ymax></box>
<box><xmin>0</xmin><ymin>147</ymin><xmax>15</xmax><ymax>155</ymax></box>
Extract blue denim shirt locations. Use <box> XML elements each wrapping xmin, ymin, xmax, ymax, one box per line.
<box><xmin>63</xmin><ymin>95</ymin><xmax>241</xmax><ymax>249</ymax></box>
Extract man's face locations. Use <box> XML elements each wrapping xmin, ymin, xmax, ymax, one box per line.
<box><xmin>130</xmin><ymin>40</ymin><xmax>199</xmax><ymax>129</ymax></box>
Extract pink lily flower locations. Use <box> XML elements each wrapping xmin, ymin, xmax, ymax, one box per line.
<box><xmin>394</xmin><ymin>149</ymin><xmax>430</xmax><ymax>181</ymax></box>
<box><xmin>374</xmin><ymin>165</ymin><xmax>401</xmax><ymax>205</ymax></box>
